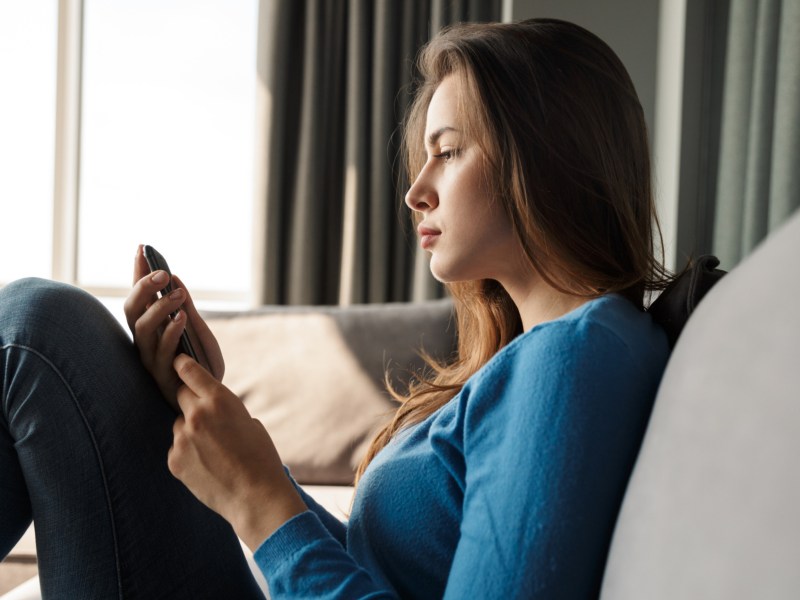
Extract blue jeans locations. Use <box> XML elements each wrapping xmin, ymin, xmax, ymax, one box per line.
<box><xmin>0</xmin><ymin>278</ymin><xmax>264</xmax><ymax>599</ymax></box>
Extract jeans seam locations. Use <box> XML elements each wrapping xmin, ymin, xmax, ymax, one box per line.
<box><xmin>2</xmin><ymin>342</ymin><xmax>125</xmax><ymax>599</ymax></box>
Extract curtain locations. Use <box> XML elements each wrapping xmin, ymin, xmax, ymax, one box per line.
<box><xmin>713</xmin><ymin>0</ymin><xmax>800</xmax><ymax>269</ymax></box>
<box><xmin>251</xmin><ymin>0</ymin><xmax>501</xmax><ymax>306</ymax></box>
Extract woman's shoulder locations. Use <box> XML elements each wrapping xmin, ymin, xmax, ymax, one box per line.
<box><xmin>473</xmin><ymin>293</ymin><xmax>669</xmax><ymax>388</ymax></box>
<box><xmin>453</xmin><ymin>294</ymin><xmax>669</xmax><ymax>434</ymax></box>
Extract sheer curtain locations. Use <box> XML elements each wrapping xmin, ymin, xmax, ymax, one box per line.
<box><xmin>251</xmin><ymin>0</ymin><xmax>501</xmax><ymax>306</ymax></box>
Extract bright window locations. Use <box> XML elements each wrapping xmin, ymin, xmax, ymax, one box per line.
<box><xmin>79</xmin><ymin>0</ymin><xmax>257</xmax><ymax>297</ymax></box>
<box><xmin>0</xmin><ymin>1</ymin><xmax>257</xmax><ymax>309</ymax></box>
<box><xmin>0</xmin><ymin>3</ymin><xmax>57</xmax><ymax>282</ymax></box>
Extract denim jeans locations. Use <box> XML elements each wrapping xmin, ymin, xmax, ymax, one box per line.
<box><xmin>0</xmin><ymin>278</ymin><xmax>264</xmax><ymax>599</ymax></box>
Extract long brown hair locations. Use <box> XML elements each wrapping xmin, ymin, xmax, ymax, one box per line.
<box><xmin>355</xmin><ymin>18</ymin><xmax>672</xmax><ymax>484</ymax></box>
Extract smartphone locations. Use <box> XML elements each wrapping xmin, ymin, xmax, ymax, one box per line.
<box><xmin>142</xmin><ymin>244</ymin><xmax>202</xmax><ymax>365</ymax></box>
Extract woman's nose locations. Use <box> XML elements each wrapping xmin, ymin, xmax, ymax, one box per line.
<box><xmin>405</xmin><ymin>174</ymin><xmax>438</xmax><ymax>213</ymax></box>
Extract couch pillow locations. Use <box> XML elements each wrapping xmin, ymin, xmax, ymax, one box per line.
<box><xmin>204</xmin><ymin>299</ymin><xmax>455</xmax><ymax>485</ymax></box>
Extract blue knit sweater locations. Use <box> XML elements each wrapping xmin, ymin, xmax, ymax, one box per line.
<box><xmin>254</xmin><ymin>294</ymin><xmax>669</xmax><ymax>598</ymax></box>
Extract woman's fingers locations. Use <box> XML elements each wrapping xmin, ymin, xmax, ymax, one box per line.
<box><xmin>124</xmin><ymin>245</ymin><xmax>213</xmax><ymax>410</ymax></box>
<box><xmin>124</xmin><ymin>245</ymin><xmax>158</xmax><ymax>331</ymax></box>
<box><xmin>168</xmin><ymin>357</ymin><xmax>306</xmax><ymax>549</ymax></box>
<box><xmin>172</xmin><ymin>275</ymin><xmax>224</xmax><ymax>380</ymax></box>
<box><xmin>133</xmin><ymin>287</ymin><xmax>186</xmax><ymax>356</ymax></box>
<box><xmin>124</xmin><ymin>269</ymin><xmax>171</xmax><ymax>333</ymax></box>
<box><xmin>154</xmin><ymin>307</ymin><xmax>187</xmax><ymax>365</ymax></box>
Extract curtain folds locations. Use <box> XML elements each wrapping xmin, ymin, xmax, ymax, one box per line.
<box><xmin>713</xmin><ymin>0</ymin><xmax>800</xmax><ymax>268</ymax></box>
<box><xmin>252</xmin><ymin>0</ymin><xmax>501</xmax><ymax>306</ymax></box>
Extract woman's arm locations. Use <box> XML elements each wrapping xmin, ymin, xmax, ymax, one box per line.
<box><xmin>286</xmin><ymin>473</ymin><xmax>348</xmax><ymax>547</ymax></box>
<box><xmin>123</xmin><ymin>245</ymin><xmax>379</xmax><ymax>595</ymax></box>
<box><xmin>168</xmin><ymin>354</ymin><xmax>306</xmax><ymax>549</ymax></box>
<box><xmin>168</xmin><ymin>354</ymin><xmax>397</xmax><ymax>598</ymax></box>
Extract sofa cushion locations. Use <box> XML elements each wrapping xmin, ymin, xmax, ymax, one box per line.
<box><xmin>204</xmin><ymin>299</ymin><xmax>455</xmax><ymax>485</ymax></box>
<box><xmin>600</xmin><ymin>209</ymin><xmax>800</xmax><ymax>598</ymax></box>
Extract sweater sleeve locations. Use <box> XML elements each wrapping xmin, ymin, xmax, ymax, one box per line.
<box><xmin>441</xmin><ymin>317</ymin><xmax>658</xmax><ymax>598</ymax></box>
<box><xmin>284</xmin><ymin>466</ymin><xmax>347</xmax><ymax>547</ymax></box>
<box><xmin>253</xmin><ymin>511</ymin><xmax>398</xmax><ymax>599</ymax></box>
<box><xmin>255</xmin><ymin>469</ymin><xmax>398</xmax><ymax>598</ymax></box>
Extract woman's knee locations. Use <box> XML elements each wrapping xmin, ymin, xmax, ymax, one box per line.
<box><xmin>0</xmin><ymin>278</ymin><xmax>126</xmax><ymax>348</ymax></box>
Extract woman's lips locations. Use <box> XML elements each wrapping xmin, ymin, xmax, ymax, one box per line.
<box><xmin>418</xmin><ymin>225</ymin><xmax>441</xmax><ymax>250</ymax></box>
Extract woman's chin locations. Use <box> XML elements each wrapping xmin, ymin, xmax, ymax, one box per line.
<box><xmin>427</xmin><ymin>258</ymin><xmax>450</xmax><ymax>283</ymax></box>
<box><xmin>428</xmin><ymin>260</ymin><xmax>469</xmax><ymax>285</ymax></box>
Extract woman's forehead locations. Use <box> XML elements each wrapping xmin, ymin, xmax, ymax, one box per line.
<box><xmin>425</xmin><ymin>76</ymin><xmax>463</xmax><ymax>139</ymax></box>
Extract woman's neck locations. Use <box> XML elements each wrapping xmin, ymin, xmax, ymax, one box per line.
<box><xmin>503</xmin><ymin>276</ymin><xmax>589</xmax><ymax>332</ymax></box>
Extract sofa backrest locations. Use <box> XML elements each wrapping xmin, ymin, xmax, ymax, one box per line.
<box><xmin>601</xmin><ymin>208</ymin><xmax>800</xmax><ymax>598</ymax></box>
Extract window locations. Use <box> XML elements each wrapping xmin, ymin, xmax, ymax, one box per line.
<box><xmin>0</xmin><ymin>3</ymin><xmax>57</xmax><ymax>282</ymax></box>
<box><xmin>0</xmin><ymin>1</ymin><xmax>258</xmax><ymax>312</ymax></box>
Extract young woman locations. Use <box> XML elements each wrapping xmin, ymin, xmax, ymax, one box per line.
<box><xmin>0</xmin><ymin>19</ymin><xmax>671</xmax><ymax>598</ymax></box>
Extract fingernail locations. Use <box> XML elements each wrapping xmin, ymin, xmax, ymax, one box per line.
<box><xmin>151</xmin><ymin>271</ymin><xmax>168</xmax><ymax>285</ymax></box>
<box><xmin>169</xmin><ymin>288</ymin><xmax>185</xmax><ymax>300</ymax></box>
<box><xmin>173</xmin><ymin>309</ymin><xmax>184</xmax><ymax>322</ymax></box>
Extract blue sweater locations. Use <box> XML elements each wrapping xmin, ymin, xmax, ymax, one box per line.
<box><xmin>254</xmin><ymin>294</ymin><xmax>669</xmax><ymax>598</ymax></box>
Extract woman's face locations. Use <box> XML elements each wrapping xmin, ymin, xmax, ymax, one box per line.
<box><xmin>405</xmin><ymin>75</ymin><xmax>523</xmax><ymax>285</ymax></box>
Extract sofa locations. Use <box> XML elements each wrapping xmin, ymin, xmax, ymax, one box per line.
<box><xmin>599</xmin><ymin>206</ymin><xmax>800</xmax><ymax>599</ymax></box>
<box><xmin>2</xmin><ymin>207</ymin><xmax>798</xmax><ymax>598</ymax></box>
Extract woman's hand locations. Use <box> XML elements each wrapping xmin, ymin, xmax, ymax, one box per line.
<box><xmin>124</xmin><ymin>245</ymin><xmax>224</xmax><ymax>411</ymax></box>
<box><xmin>168</xmin><ymin>354</ymin><xmax>307</xmax><ymax>551</ymax></box>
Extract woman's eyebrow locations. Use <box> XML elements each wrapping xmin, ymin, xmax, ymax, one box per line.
<box><xmin>426</xmin><ymin>126</ymin><xmax>459</xmax><ymax>148</ymax></box>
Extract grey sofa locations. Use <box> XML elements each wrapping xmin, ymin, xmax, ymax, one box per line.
<box><xmin>2</xmin><ymin>208</ymin><xmax>798</xmax><ymax>598</ymax></box>
<box><xmin>600</xmin><ymin>207</ymin><xmax>800</xmax><ymax>599</ymax></box>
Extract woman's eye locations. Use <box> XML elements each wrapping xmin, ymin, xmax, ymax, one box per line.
<box><xmin>433</xmin><ymin>150</ymin><xmax>456</xmax><ymax>163</ymax></box>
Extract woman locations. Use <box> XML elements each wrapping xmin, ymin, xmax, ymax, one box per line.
<box><xmin>0</xmin><ymin>19</ymin><xmax>671</xmax><ymax>598</ymax></box>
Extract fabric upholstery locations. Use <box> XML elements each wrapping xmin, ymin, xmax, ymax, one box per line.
<box><xmin>204</xmin><ymin>298</ymin><xmax>456</xmax><ymax>485</ymax></box>
<box><xmin>601</xmin><ymin>208</ymin><xmax>800</xmax><ymax>598</ymax></box>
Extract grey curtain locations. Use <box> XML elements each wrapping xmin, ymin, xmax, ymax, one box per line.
<box><xmin>713</xmin><ymin>0</ymin><xmax>800</xmax><ymax>268</ymax></box>
<box><xmin>251</xmin><ymin>0</ymin><xmax>501</xmax><ymax>306</ymax></box>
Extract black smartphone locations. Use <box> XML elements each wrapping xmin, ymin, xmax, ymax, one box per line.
<box><xmin>142</xmin><ymin>244</ymin><xmax>202</xmax><ymax>364</ymax></box>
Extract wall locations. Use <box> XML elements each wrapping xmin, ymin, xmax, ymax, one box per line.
<box><xmin>511</xmin><ymin>0</ymin><xmax>660</xmax><ymax>142</ymax></box>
